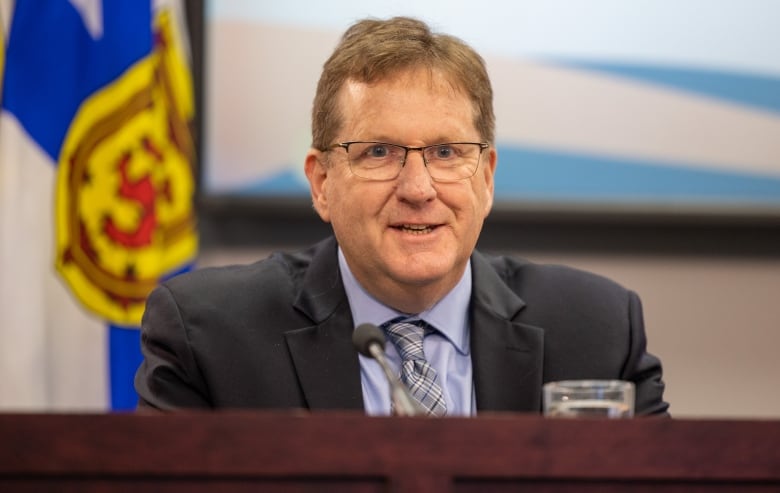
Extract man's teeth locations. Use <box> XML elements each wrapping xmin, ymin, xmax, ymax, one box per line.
<box><xmin>399</xmin><ymin>224</ymin><xmax>433</xmax><ymax>234</ymax></box>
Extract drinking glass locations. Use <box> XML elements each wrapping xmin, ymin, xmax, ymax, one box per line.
<box><xmin>543</xmin><ymin>380</ymin><xmax>634</xmax><ymax>418</ymax></box>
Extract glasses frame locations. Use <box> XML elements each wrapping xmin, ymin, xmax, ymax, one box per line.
<box><xmin>329</xmin><ymin>141</ymin><xmax>489</xmax><ymax>182</ymax></box>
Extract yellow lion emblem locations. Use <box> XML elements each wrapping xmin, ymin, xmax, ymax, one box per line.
<box><xmin>56</xmin><ymin>11</ymin><xmax>197</xmax><ymax>325</ymax></box>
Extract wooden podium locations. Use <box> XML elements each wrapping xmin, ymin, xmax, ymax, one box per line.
<box><xmin>1</xmin><ymin>412</ymin><xmax>779</xmax><ymax>492</ymax></box>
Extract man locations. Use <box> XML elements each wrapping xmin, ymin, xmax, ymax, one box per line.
<box><xmin>135</xmin><ymin>17</ymin><xmax>668</xmax><ymax>416</ymax></box>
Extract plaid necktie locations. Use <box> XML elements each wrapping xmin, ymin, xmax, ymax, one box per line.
<box><xmin>384</xmin><ymin>320</ymin><xmax>447</xmax><ymax>417</ymax></box>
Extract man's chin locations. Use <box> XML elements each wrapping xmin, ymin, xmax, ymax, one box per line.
<box><xmin>388</xmin><ymin>259</ymin><xmax>460</xmax><ymax>287</ymax></box>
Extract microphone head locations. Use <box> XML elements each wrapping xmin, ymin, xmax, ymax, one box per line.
<box><xmin>352</xmin><ymin>323</ymin><xmax>386</xmax><ymax>357</ymax></box>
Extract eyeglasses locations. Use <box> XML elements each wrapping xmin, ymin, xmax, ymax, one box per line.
<box><xmin>328</xmin><ymin>141</ymin><xmax>489</xmax><ymax>182</ymax></box>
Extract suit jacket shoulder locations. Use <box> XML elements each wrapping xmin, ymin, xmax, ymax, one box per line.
<box><xmin>471</xmin><ymin>250</ymin><xmax>669</xmax><ymax>415</ymax></box>
<box><xmin>135</xmin><ymin>238</ymin><xmax>362</xmax><ymax>410</ymax></box>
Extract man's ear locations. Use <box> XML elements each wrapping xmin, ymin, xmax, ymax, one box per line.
<box><xmin>481</xmin><ymin>147</ymin><xmax>497</xmax><ymax>217</ymax></box>
<box><xmin>305</xmin><ymin>149</ymin><xmax>331</xmax><ymax>222</ymax></box>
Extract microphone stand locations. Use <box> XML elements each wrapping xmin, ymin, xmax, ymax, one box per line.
<box><xmin>367</xmin><ymin>343</ymin><xmax>424</xmax><ymax>417</ymax></box>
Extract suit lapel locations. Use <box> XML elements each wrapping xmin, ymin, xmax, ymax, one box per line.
<box><xmin>284</xmin><ymin>238</ymin><xmax>364</xmax><ymax>410</ymax></box>
<box><xmin>470</xmin><ymin>252</ymin><xmax>545</xmax><ymax>412</ymax></box>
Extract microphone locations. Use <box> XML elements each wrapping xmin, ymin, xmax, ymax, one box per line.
<box><xmin>352</xmin><ymin>323</ymin><xmax>423</xmax><ymax>416</ymax></box>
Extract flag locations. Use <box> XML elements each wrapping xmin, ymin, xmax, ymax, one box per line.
<box><xmin>0</xmin><ymin>0</ymin><xmax>197</xmax><ymax>411</ymax></box>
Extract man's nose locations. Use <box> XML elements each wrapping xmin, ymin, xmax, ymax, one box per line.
<box><xmin>395</xmin><ymin>150</ymin><xmax>436</xmax><ymax>200</ymax></box>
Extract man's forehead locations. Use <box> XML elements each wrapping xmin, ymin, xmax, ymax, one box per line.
<box><xmin>335</xmin><ymin>69</ymin><xmax>479</xmax><ymax>141</ymax></box>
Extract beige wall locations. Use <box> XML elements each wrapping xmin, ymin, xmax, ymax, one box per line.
<box><xmin>199</xmin><ymin>247</ymin><xmax>780</xmax><ymax>419</ymax></box>
<box><xmin>523</xmin><ymin>252</ymin><xmax>780</xmax><ymax>419</ymax></box>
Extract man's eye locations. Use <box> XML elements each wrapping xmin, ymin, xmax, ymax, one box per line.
<box><xmin>434</xmin><ymin>145</ymin><xmax>454</xmax><ymax>159</ymax></box>
<box><xmin>368</xmin><ymin>145</ymin><xmax>390</xmax><ymax>158</ymax></box>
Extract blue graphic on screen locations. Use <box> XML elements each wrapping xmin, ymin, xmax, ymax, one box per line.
<box><xmin>204</xmin><ymin>1</ymin><xmax>780</xmax><ymax>212</ymax></box>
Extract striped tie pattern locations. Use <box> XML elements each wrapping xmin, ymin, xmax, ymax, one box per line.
<box><xmin>384</xmin><ymin>320</ymin><xmax>447</xmax><ymax>417</ymax></box>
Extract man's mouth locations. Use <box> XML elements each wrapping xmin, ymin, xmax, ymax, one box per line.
<box><xmin>393</xmin><ymin>224</ymin><xmax>436</xmax><ymax>235</ymax></box>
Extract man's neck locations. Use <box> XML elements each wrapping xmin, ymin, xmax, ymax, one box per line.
<box><xmin>337</xmin><ymin>247</ymin><xmax>470</xmax><ymax>316</ymax></box>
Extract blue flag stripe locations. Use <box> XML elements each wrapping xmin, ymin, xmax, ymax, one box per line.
<box><xmin>109</xmin><ymin>325</ymin><xmax>143</xmax><ymax>410</ymax></box>
<box><xmin>2</xmin><ymin>0</ymin><xmax>151</xmax><ymax>160</ymax></box>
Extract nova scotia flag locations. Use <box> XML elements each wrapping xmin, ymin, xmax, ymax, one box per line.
<box><xmin>0</xmin><ymin>0</ymin><xmax>196</xmax><ymax>411</ymax></box>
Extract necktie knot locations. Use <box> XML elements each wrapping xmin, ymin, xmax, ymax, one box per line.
<box><xmin>384</xmin><ymin>320</ymin><xmax>427</xmax><ymax>362</ymax></box>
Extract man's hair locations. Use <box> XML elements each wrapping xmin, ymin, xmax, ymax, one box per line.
<box><xmin>311</xmin><ymin>16</ymin><xmax>495</xmax><ymax>150</ymax></box>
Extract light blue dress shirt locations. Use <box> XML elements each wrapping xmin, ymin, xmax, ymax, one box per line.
<box><xmin>338</xmin><ymin>248</ymin><xmax>475</xmax><ymax>416</ymax></box>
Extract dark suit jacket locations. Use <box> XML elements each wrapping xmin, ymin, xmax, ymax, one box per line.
<box><xmin>135</xmin><ymin>236</ymin><xmax>668</xmax><ymax>415</ymax></box>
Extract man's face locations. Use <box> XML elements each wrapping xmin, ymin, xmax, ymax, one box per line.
<box><xmin>305</xmin><ymin>68</ymin><xmax>496</xmax><ymax>312</ymax></box>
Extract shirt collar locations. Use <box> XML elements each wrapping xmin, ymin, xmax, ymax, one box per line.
<box><xmin>338</xmin><ymin>247</ymin><xmax>471</xmax><ymax>355</ymax></box>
